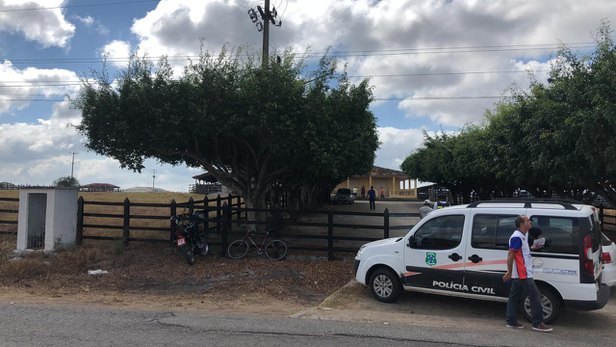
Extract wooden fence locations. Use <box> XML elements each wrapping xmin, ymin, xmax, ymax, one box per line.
<box><xmin>77</xmin><ymin>194</ymin><xmax>419</xmax><ymax>260</ymax></box>
<box><xmin>0</xmin><ymin>193</ymin><xmax>417</xmax><ymax>259</ymax></box>
<box><xmin>0</xmin><ymin>196</ymin><xmax>18</xmax><ymax>234</ymax></box>
<box><xmin>2</xmin><ymin>194</ymin><xmax>616</xmax><ymax>260</ymax></box>
<box><xmin>76</xmin><ymin>194</ymin><xmax>245</xmax><ymax>246</ymax></box>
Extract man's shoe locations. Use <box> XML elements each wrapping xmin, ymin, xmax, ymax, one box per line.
<box><xmin>506</xmin><ymin>322</ymin><xmax>525</xmax><ymax>329</ymax></box>
<box><xmin>532</xmin><ymin>323</ymin><xmax>553</xmax><ymax>332</ymax></box>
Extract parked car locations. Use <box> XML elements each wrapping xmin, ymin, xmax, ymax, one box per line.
<box><xmin>354</xmin><ymin>199</ymin><xmax>608</xmax><ymax>324</ymax></box>
<box><xmin>333</xmin><ymin>188</ymin><xmax>355</xmax><ymax>204</ymax></box>
<box><xmin>601</xmin><ymin>233</ymin><xmax>616</xmax><ymax>287</ymax></box>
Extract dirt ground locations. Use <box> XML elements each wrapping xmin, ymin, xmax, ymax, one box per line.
<box><xmin>0</xmin><ymin>235</ymin><xmax>354</xmax><ymax>315</ymax></box>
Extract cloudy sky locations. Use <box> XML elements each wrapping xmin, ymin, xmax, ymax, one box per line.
<box><xmin>1</xmin><ymin>0</ymin><xmax>614</xmax><ymax>192</ymax></box>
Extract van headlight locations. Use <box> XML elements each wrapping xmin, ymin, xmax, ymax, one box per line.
<box><xmin>356</xmin><ymin>245</ymin><xmax>367</xmax><ymax>258</ymax></box>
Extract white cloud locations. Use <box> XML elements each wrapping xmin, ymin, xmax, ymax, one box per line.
<box><xmin>75</xmin><ymin>15</ymin><xmax>94</xmax><ymax>26</ymax></box>
<box><xmin>0</xmin><ymin>0</ymin><xmax>75</xmax><ymax>47</ymax></box>
<box><xmin>0</xmin><ymin>117</ymin><xmax>195</xmax><ymax>191</ymax></box>
<box><xmin>3</xmin><ymin>0</ymin><xmax>616</xmax><ymax>191</ymax></box>
<box><xmin>125</xmin><ymin>0</ymin><xmax>616</xmax><ymax>128</ymax></box>
<box><xmin>74</xmin><ymin>14</ymin><xmax>109</xmax><ymax>35</ymax></box>
<box><xmin>100</xmin><ymin>40</ymin><xmax>132</xmax><ymax>68</ymax></box>
<box><xmin>375</xmin><ymin>127</ymin><xmax>428</xmax><ymax>170</ymax></box>
<box><xmin>0</xmin><ymin>61</ymin><xmax>81</xmax><ymax>115</ymax></box>
<box><xmin>0</xmin><ymin>118</ymin><xmax>81</xmax><ymax>160</ymax></box>
<box><xmin>131</xmin><ymin>0</ymin><xmax>255</xmax><ymax>61</ymax></box>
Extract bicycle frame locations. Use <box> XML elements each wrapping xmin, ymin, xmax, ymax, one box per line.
<box><xmin>243</xmin><ymin>231</ymin><xmax>271</xmax><ymax>254</ymax></box>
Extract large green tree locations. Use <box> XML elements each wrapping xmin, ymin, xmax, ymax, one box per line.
<box><xmin>401</xmin><ymin>21</ymin><xmax>616</xmax><ymax>206</ymax></box>
<box><xmin>74</xmin><ymin>48</ymin><xmax>378</xmax><ymax>209</ymax></box>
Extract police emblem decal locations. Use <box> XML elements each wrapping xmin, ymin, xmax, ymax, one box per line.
<box><xmin>425</xmin><ymin>252</ymin><xmax>437</xmax><ymax>266</ymax></box>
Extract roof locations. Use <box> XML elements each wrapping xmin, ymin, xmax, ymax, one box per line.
<box><xmin>81</xmin><ymin>183</ymin><xmax>120</xmax><ymax>188</ymax></box>
<box><xmin>352</xmin><ymin>166</ymin><xmax>409</xmax><ymax>178</ymax></box>
<box><xmin>124</xmin><ymin>187</ymin><xmax>168</xmax><ymax>193</ymax></box>
<box><xmin>192</xmin><ymin>173</ymin><xmax>219</xmax><ymax>183</ymax></box>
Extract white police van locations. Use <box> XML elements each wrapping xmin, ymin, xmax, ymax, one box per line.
<box><xmin>354</xmin><ymin>200</ymin><xmax>609</xmax><ymax>323</ymax></box>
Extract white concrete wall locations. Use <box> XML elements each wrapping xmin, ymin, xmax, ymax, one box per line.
<box><xmin>50</xmin><ymin>188</ymin><xmax>78</xmax><ymax>249</ymax></box>
<box><xmin>16</xmin><ymin>188</ymin><xmax>78</xmax><ymax>251</ymax></box>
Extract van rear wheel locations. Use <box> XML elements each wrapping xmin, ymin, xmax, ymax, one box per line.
<box><xmin>522</xmin><ymin>287</ymin><xmax>561</xmax><ymax>324</ymax></box>
<box><xmin>368</xmin><ymin>268</ymin><xmax>402</xmax><ymax>303</ymax></box>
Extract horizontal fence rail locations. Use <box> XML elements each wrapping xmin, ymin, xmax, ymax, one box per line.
<box><xmin>0</xmin><ymin>196</ymin><xmax>19</xmax><ymax>234</ymax></box>
<box><xmin>3</xmin><ymin>194</ymin><xmax>616</xmax><ymax>260</ymax></box>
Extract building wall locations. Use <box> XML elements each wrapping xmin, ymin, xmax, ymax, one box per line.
<box><xmin>17</xmin><ymin>188</ymin><xmax>78</xmax><ymax>251</ymax></box>
<box><xmin>335</xmin><ymin>176</ymin><xmax>417</xmax><ymax>199</ymax></box>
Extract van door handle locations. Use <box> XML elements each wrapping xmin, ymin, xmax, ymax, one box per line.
<box><xmin>448</xmin><ymin>253</ymin><xmax>462</xmax><ymax>261</ymax></box>
<box><xmin>468</xmin><ymin>254</ymin><xmax>483</xmax><ymax>263</ymax></box>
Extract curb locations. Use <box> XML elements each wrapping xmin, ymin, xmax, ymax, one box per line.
<box><xmin>289</xmin><ymin>279</ymin><xmax>359</xmax><ymax>318</ymax></box>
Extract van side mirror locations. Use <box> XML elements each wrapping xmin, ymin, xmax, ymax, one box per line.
<box><xmin>408</xmin><ymin>235</ymin><xmax>417</xmax><ymax>248</ymax></box>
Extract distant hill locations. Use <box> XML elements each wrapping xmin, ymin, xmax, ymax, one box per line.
<box><xmin>124</xmin><ymin>187</ymin><xmax>168</xmax><ymax>193</ymax></box>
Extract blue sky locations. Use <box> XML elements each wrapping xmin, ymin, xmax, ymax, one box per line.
<box><xmin>1</xmin><ymin>0</ymin><xmax>615</xmax><ymax>192</ymax></box>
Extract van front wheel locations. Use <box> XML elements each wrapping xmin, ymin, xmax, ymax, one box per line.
<box><xmin>369</xmin><ymin>268</ymin><xmax>402</xmax><ymax>303</ymax></box>
<box><xmin>522</xmin><ymin>287</ymin><xmax>561</xmax><ymax>324</ymax></box>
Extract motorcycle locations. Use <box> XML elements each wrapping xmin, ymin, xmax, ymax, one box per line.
<box><xmin>170</xmin><ymin>212</ymin><xmax>209</xmax><ymax>265</ymax></box>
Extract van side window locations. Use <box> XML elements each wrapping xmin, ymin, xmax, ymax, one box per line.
<box><xmin>471</xmin><ymin>215</ymin><xmax>517</xmax><ymax>249</ymax></box>
<box><xmin>413</xmin><ymin>215</ymin><xmax>465</xmax><ymax>250</ymax></box>
<box><xmin>529</xmin><ymin>216</ymin><xmax>582</xmax><ymax>254</ymax></box>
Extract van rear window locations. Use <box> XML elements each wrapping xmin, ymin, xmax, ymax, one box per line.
<box><xmin>471</xmin><ymin>214</ymin><xmax>589</xmax><ymax>254</ymax></box>
<box><xmin>529</xmin><ymin>216</ymin><xmax>589</xmax><ymax>254</ymax></box>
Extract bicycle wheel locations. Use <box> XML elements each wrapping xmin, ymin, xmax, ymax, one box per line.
<box><xmin>265</xmin><ymin>239</ymin><xmax>287</xmax><ymax>260</ymax></box>
<box><xmin>227</xmin><ymin>239</ymin><xmax>249</xmax><ymax>259</ymax></box>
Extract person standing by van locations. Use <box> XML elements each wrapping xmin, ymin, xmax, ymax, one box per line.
<box><xmin>418</xmin><ymin>200</ymin><xmax>433</xmax><ymax>219</ymax></box>
<box><xmin>502</xmin><ymin>215</ymin><xmax>552</xmax><ymax>332</ymax></box>
<box><xmin>368</xmin><ymin>186</ymin><xmax>376</xmax><ymax>210</ymax></box>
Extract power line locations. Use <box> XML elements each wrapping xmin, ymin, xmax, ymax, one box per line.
<box><xmin>374</xmin><ymin>96</ymin><xmax>503</xmax><ymax>101</ymax></box>
<box><xmin>1</xmin><ymin>95</ymin><xmax>507</xmax><ymax>102</ymax></box>
<box><xmin>0</xmin><ymin>0</ymin><xmax>160</xmax><ymax>13</ymax></box>
<box><xmin>3</xmin><ymin>42</ymin><xmax>595</xmax><ymax>66</ymax></box>
<box><xmin>0</xmin><ymin>69</ymin><xmax>549</xmax><ymax>91</ymax></box>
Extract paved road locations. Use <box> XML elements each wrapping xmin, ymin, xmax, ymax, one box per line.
<box><xmin>1</xmin><ymin>300</ymin><xmax>610</xmax><ymax>347</ymax></box>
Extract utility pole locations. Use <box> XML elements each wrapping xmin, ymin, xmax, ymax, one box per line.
<box><xmin>70</xmin><ymin>152</ymin><xmax>78</xmax><ymax>178</ymax></box>
<box><xmin>247</xmin><ymin>0</ymin><xmax>282</xmax><ymax>68</ymax></box>
<box><xmin>262</xmin><ymin>0</ymin><xmax>270</xmax><ymax>68</ymax></box>
<box><xmin>152</xmin><ymin>170</ymin><xmax>156</xmax><ymax>190</ymax></box>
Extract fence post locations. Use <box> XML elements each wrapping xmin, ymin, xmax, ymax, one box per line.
<box><xmin>383</xmin><ymin>208</ymin><xmax>390</xmax><ymax>239</ymax></box>
<box><xmin>76</xmin><ymin>196</ymin><xmax>84</xmax><ymax>246</ymax></box>
<box><xmin>170</xmin><ymin>199</ymin><xmax>176</xmax><ymax>242</ymax></box>
<box><xmin>216</xmin><ymin>194</ymin><xmax>222</xmax><ymax>234</ymax></box>
<box><xmin>222</xmin><ymin>201</ymin><xmax>231</xmax><ymax>256</ymax></box>
<box><xmin>236</xmin><ymin>195</ymin><xmax>242</xmax><ymax>226</ymax></box>
<box><xmin>328</xmin><ymin>209</ymin><xmax>334</xmax><ymax>261</ymax></box>
<box><xmin>122</xmin><ymin>198</ymin><xmax>130</xmax><ymax>248</ymax></box>
<box><xmin>227</xmin><ymin>193</ymin><xmax>233</xmax><ymax>215</ymax></box>
<box><xmin>188</xmin><ymin>197</ymin><xmax>194</xmax><ymax>215</ymax></box>
<box><xmin>204</xmin><ymin>195</ymin><xmax>210</xmax><ymax>234</ymax></box>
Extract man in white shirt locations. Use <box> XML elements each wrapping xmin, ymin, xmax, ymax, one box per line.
<box><xmin>502</xmin><ymin>215</ymin><xmax>552</xmax><ymax>332</ymax></box>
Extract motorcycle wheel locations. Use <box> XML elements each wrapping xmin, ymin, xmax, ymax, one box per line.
<box><xmin>198</xmin><ymin>241</ymin><xmax>209</xmax><ymax>256</ymax></box>
<box><xmin>181</xmin><ymin>245</ymin><xmax>195</xmax><ymax>265</ymax></box>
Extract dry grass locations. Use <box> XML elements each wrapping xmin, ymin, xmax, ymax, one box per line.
<box><xmin>0</xmin><ymin>191</ymin><xmax>354</xmax><ymax>311</ymax></box>
<box><xmin>0</xmin><ymin>234</ymin><xmax>353</xmax><ymax>306</ymax></box>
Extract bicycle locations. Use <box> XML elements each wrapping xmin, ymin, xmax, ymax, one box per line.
<box><xmin>227</xmin><ymin>229</ymin><xmax>287</xmax><ymax>260</ymax></box>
